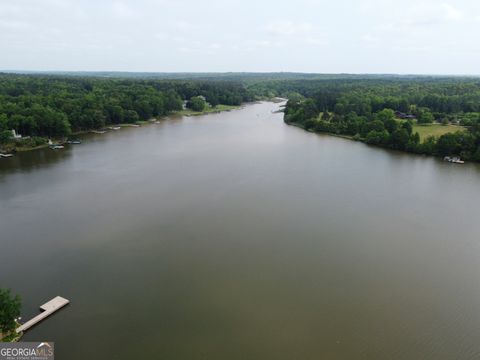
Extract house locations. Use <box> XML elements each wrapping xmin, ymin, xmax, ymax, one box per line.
<box><xmin>11</xmin><ymin>129</ymin><xmax>22</xmax><ymax>139</ymax></box>
<box><xmin>394</xmin><ymin>111</ymin><xmax>416</xmax><ymax>120</ymax></box>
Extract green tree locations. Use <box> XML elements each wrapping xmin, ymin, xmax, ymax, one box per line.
<box><xmin>376</xmin><ymin>108</ymin><xmax>395</xmax><ymax>122</ymax></box>
<box><xmin>417</xmin><ymin>109</ymin><xmax>434</xmax><ymax>124</ymax></box>
<box><xmin>187</xmin><ymin>96</ymin><xmax>206</xmax><ymax>112</ymax></box>
<box><xmin>389</xmin><ymin>128</ymin><xmax>410</xmax><ymax>150</ymax></box>
<box><xmin>365</xmin><ymin>130</ymin><xmax>389</xmax><ymax>146</ymax></box>
<box><xmin>402</xmin><ymin>121</ymin><xmax>413</xmax><ymax>135</ymax></box>
<box><xmin>384</xmin><ymin>118</ymin><xmax>398</xmax><ymax>134</ymax></box>
<box><xmin>0</xmin><ymin>114</ymin><xmax>9</xmax><ymax>131</ymax></box>
<box><xmin>0</xmin><ymin>130</ymin><xmax>12</xmax><ymax>143</ymax></box>
<box><xmin>0</xmin><ymin>289</ymin><xmax>21</xmax><ymax>335</ymax></box>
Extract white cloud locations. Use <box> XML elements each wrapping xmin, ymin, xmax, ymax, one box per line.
<box><xmin>112</xmin><ymin>2</ymin><xmax>137</xmax><ymax>19</ymax></box>
<box><xmin>361</xmin><ymin>34</ymin><xmax>379</xmax><ymax>43</ymax></box>
<box><xmin>0</xmin><ymin>19</ymin><xmax>31</xmax><ymax>30</ymax></box>
<box><xmin>440</xmin><ymin>3</ymin><xmax>463</xmax><ymax>21</ymax></box>
<box><xmin>406</xmin><ymin>2</ymin><xmax>464</xmax><ymax>26</ymax></box>
<box><xmin>0</xmin><ymin>0</ymin><xmax>479</xmax><ymax>73</ymax></box>
<box><xmin>266</xmin><ymin>21</ymin><xmax>313</xmax><ymax>36</ymax></box>
<box><xmin>304</xmin><ymin>37</ymin><xmax>328</xmax><ymax>46</ymax></box>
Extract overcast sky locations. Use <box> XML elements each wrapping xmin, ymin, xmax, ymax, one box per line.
<box><xmin>0</xmin><ymin>0</ymin><xmax>479</xmax><ymax>74</ymax></box>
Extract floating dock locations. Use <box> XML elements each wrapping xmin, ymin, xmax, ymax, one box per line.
<box><xmin>16</xmin><ymin>296</ymin><xmax>69</xmax><ymax>333</ymax></box>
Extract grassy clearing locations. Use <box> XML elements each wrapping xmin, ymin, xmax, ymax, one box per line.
<box><xmin>177</xmin><ymin>104</ymin><xmax>240</xmax><ymax>116</ymax></box>
<box><xmin>413</xmin><ymin>123</ymin><xmax>466</xmax><ymax>142</ymax></box>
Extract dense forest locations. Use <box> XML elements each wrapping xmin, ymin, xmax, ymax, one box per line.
<box><xmin>280</xmin><ymin>77</ymin><xmax>480</xmax><ymax>161</ymax></box>
<box><xmin>1</xmin><ymin>72</ymin><xmax>480</xmax><ymax>162</ymax></box>
<box><xmin>0</xmin><ymin>74</ymin><xmax>254</xmax><ymax>149</ymax></box>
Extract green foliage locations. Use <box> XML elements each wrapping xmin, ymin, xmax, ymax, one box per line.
<box><xmin>0</xmin><ymin>289</ymin><xmax>21</xmax><ymax>335</ymax></box>
<box><xmin>375</xmin><ymin>108</ymin><xmax>395</xmax><ymax>122</ymax></box>
<box><xmin>0</xmin><ymin>74</ymin><xmax>254</xmax><ymax>143</ymax></box>
<box><xmin>402</xmin><ymin>121</ymin><xmax>413</xmax><ymax>135</ymax></box>
<box><xmin>285</xmin><ymin>92</ymin><xmax>304</xmax><ymax>102</ymax></box>
<box><xmin>0</xmin><ymin>130</ymin><xmax>12</xmax><ymax>143</ymax></box>
<box><xmin>187</xmin><ymin>96</ymin><xmax>207</xmax><ymax>112</ymax></box>
<box><xmin>389</xmin><ymin>128</ymin><xmax>410</xmax><ymax>150</ymax></box>
<box><xmin>365</xmin><ymin>130</ymin><xmax>389</xmax><ymax>146</ymax></box>
<box><xmin>282</xmin><ymin>77</ymin><xmax>480</xmax><ymax>161</ymax></box>
<box><xmin>0</xmin><ymin>114</ymin><xmax>8</xmax><ymax>131</ymax></box>
<box><xmin>436</xmin><ymin>132</ymin><xmax>475</xmax><ymax>157</ymax></box>
<box><xmin>417</xmin><ymin>108</ymin><xmax>434</xmax><ymax>124</ymax></box>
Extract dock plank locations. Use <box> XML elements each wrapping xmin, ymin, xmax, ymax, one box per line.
<box><xmin>16</xmin><ymin>296</ymin><xmax>69</xmax><ymax>333</ymax></box>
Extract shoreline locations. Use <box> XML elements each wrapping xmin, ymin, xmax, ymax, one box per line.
<box><xmin>0</xmin><ymin>103</ymin><xmax>246</xmax><ymax>154</ymax></box>
<box><xmin>284</xmin><ymin>120</ymin><xmax>470</xmax><ymax>164</ymax></box>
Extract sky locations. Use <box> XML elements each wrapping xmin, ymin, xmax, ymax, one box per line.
<box><xmin>0</xmin><ymin>0</ymin><xmax>479</xmax><ymax>74</ymax></box>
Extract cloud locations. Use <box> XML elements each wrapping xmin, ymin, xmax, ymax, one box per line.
<box><xmin>112</xmin><ymin>2</ymin><xmax>137</xmax><ymax>19</ymax></box>
<box><xmin>0</xmin><ymin>19</ymin><xmax>31</xmax><ymax>30</ymax></box>
<box><xmin>407</xmin><ymin>2</ymin><xmax>464</xmax><ymax>26</ymax></box>
<box><xmin>264</xmin><ymin>20</ymin><xmax>328</xmax><ymax>47</ymax></box>
<box><xmin>266</xmin><ymin>21</ymin><xmax>313</xmax><ymax>36</ymax></box>
<box><xmin>0</xmin><ymin>0</ymin><xmax>479</xmax><ymax>73</ymax></box>
<box><xmin>361</xmin><ymin>34</ymin><xmax>379</xmax><ymax>43</ymax></box>
<box><xmin>304</xmin><ymin>37</ymin><xmax>328</xmax><ymax>46</ymax></box>
<box><xmin>172</xmin><ymin>20</ymin><xmax>201</xmax><ymax>31</ymax></box>
<box><xmin>440</xmin><ymin>3</ymin><xmax>463</xmax><ymax>21</ymax></box>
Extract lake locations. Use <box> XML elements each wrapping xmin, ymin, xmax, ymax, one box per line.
<box><xmin>1</xmin><ymin>101</ymin><xmax>480</xmax><ymax>359</ymax></box>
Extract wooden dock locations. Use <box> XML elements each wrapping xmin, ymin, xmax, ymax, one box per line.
<box><xmin>16</xmin><ymin>296</ymin><xmax>69</xmax><ymax>333</ymax></box>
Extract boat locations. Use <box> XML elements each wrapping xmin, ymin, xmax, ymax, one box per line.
<box><xmin>108</xmin><ymin>126</ymin><xmax>121</xmax><ymax>130</ymax></box>
<box><xmin>0</xmin><ymin>153</ymin><xmax>14</xmax><ymax>158</ymax></box>
<box><xmin>91</xmin><ymin>130</ymin><xmax>107</xmax><ymax>134</ymax></box>
<box><xmin>49</xmin><ymin>145</ymin><xmax>64</xmax><ymax>150</ymax></box>
<box><xmin>443</xmin><ymin>156</ymin><xmax>465</xmax><ymax>164</ymax></box>
<box><xmin>47</xmin><ymin>138</ymin><xmax>65</xmax><ymax>149</ymax></box>
<box><xmin>66</xmin><ymin>140</ymin><xmax>82</xmax><ymax>145</ymax></box>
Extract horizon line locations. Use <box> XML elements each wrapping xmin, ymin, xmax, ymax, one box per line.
<box><xmin>1</xmin><ymin>70</ymin><xmax>480</xmax><ymax>77</ymax></box>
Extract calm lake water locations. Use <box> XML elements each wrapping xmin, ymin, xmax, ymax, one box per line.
<box><xmin>1</xmin><ymin>101</ymin><xmax>480</xmax><ymax>359</ymax></box>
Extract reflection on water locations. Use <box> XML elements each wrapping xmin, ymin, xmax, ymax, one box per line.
<box><xmin>0</xmin><ymin>147</ymin><xmax>72</xmax><ymax>175</ymax></box>
<box><xmin>1</xmin><ymin>102</ymin><xmax>480</xmax><ymax>360</ymax></box>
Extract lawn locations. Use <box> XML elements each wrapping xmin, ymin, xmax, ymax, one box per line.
<box><xmin>177</xmin><ymin>104</ymin><xmax>240</xmax><ymax>116</ymax></box>
<box><xmin>413</xmin><ymin>123</ymin><xmax>466</xmax><ymax>142</ymax></box>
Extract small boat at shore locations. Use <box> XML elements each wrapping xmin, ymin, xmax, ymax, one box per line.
<box><xmin>50</xmin><ymin>145</ymin><xmax>64</xmax><ymax>150</ymax></box>
<box><xmin>91</xmin><ymin>130</ymin><xmax>107</xmax><ymax>134</ymax></box>
<box><xmin>444</xmin><ymin>156</ymin><xmax>465</xmax><ymax>164</ymax></box>
<box><xmin>108</xmin><ymin>126</ymin><xmax>121</xmax><ymax>130</ymax></box>
<box><xmin>0</xmin><ymin>153</ymin><xmax>14</xmax><ymax>158</ymax></box>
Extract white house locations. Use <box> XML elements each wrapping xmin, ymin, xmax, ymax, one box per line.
<box><xmin>11</xmin><ymin>129</ymin><xmax>22</xmax><ymax>139</ymax></box>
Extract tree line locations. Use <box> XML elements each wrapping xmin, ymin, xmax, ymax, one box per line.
<box><xmin>282</xmin><ymin>78</ymin><xmax>480</xmax><ymax>161</ymax></box>
<box><xmin>0</xmin><ymin>74</ymin><xmax>254</xmax><ymax>144</ymax></box>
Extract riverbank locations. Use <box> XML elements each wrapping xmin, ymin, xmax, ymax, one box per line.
<box><xmin>176</xmin><ymin>104</ymin><xmax>241</xmax><ymax>116</ymax></box>
<box><xmin>0</xmin><ymin>104</ymin><xmax>243</xmax><ymax>154</ymax></box>
<box><xmin>284</xmin><ymin>120</ymin><xmax>471</xmax><ymax>163</ymax></box>
<box><xmin>0</xmin><ymin>331</ymin><xmax>22</xmax><ymax>342</ymax></box>
<box><xmin>286</xmin><ymin>120</ymin><xmax>356</xmax><ymax>141</ymax></box>
<box><xmin>0</xmin><ymin>321</ymin><xmax>23</xmax><ymax>343</ymax></box>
